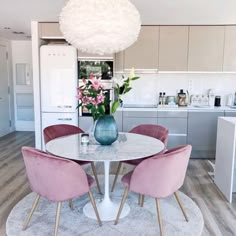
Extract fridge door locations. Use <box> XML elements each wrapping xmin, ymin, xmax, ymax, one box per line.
<box><xmin>41</xmin><ymin>112</ymin><xmax>78</xmax><ymax>150</ymax></box>
<box><xmin>40</xmin><ymin>45</ymin><xmax>78</xmax><ymax>112</ymax></box>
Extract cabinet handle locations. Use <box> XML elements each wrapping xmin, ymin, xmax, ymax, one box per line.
<box><xmin>57</xmin><ymin>118</ymin><xmax>73</xmax><ymax>121</ymax></box>
<box><xmin>57</xmin><ymin>105</ymin><xmax>72</xmax><ymax>108</ymax></box>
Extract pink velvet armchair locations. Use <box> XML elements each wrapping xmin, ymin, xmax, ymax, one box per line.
<box><xmin>44</xmin><ymin>124</ymin><xmax>101</xmax><ymax>194</ymax></box>
<box><xmin>114</xmin><ymin>145</ymin><xmax>192</xmax><ymax>236</ymax></box>
<box><xmin>111</xmin><ymin>124</ymin><xmax>169</xmax><ymax>192</ymax></box>
<box><xmin>21</xmin><ymin>146</ymin><xmax>102</xmax><ymax>236</ymax></box>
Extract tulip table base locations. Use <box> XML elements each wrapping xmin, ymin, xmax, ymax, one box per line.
<box><xmin>83</xmin><ymin>160</ymin><xmax>130</xmax><ymax>221</ymax></box>
<box><xmin>83</xmin><ymin>198</ymin><xmax>130</xmax><ymax>221</ymax></box>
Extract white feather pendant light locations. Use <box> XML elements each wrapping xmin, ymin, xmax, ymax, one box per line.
<box><xmin>59</xmin><ymin>0</ymin><xmax>141</xmax><ymax>55</ymax></box>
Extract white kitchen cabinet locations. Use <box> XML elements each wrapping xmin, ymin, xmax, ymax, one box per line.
<box><xmin>159</xmin><ymin>26</ymin><xmax>188</xmax><ymax>71</ymax></box>
<box><xmin>124</xmin><ymin>26</ymin><xmax>159</xmax><ymax>70</ymax></box>
<box><xmin>223</xmin><ymin>26</ymin><xmax>236</xmax><ymax>71</ymax></box>
<box><xmin>188</xmin><ymin>26</ymin><xmax>225</xmax><ymax>71</ymax></box>
<box><xmin>39</xmin><ymin>22</ymin><xmax>64</xmax><ymax>39</ymax></box>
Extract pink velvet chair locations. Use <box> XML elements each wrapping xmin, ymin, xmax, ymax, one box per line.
<box><xmin>114</xmin><ymin>145</ymin><xmax>192</xmax><ymax>236</ymax></box>
<box><xmin>44</xmin><ymin>124</ymin><xmax>101</xmax><ymax>194</ymax></box>
<box><xmin>21</xmin><ymin>147</ymin><xmax>102</xmax><ymax>236</ymax></box>
<box><xmin>111</xmin><ymin>124</ymin><xmax>169</xmax><ymax>192</ymax></box>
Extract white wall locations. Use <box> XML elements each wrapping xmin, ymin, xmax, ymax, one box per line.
<box><xmin>116</xmin><ymin>72</ymin><xmax>236</xmax><ymax>106</ymax></box>
<box><xmin>11</xmin><ymin>40</ymin><xmax>34</xmax><ymax>131</ymax></box>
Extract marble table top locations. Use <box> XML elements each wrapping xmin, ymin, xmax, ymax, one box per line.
<box><xmin>46</xmin><ymin>132</ymin><xmax>164</xmax><ymax>162</ymax></box>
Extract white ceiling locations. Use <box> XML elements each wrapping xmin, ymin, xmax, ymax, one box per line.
<box><xmin>1</xmin><ymin>0</ymin><xmax>236</xmax><ymax>40</ymax></box>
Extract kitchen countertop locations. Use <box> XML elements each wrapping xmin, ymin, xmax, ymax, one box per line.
<box><xmin>117</xmin><ymin>105</ymin><xmax>236</xmax><ymax>112</ymax></box>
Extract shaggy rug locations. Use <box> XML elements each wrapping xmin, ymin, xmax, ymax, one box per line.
<box><xmin>6</xmin><ymin>176</ymin><xmax>204</xmax><ymax>236</ymax></box>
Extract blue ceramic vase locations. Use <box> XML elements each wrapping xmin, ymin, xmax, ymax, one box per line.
<box><xmin>94</xmin><ymin>115</ymin><xmax>118</xmax><ymax>145</ymax></box>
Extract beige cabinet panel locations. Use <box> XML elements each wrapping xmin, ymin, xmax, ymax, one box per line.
<box><xmin>223</xmin><ymin>26</ymin><xmax>236</xmax><ymax>71</ymax></box>
<box><xmin>159</xmin><ymin>26</ymin><xmax>188</xmax><ymax>71</ymax></box>
<box><xmin>114</xmin><ymin>51</ymin><xmax>124</xmax><ymax>72</ymax></box>
<box><xmin>39</xmin><ymin>23</ymin><xmax>64</xmax><ymax>39</ymax></box>
<box><xmin>124</xmin><ymin>26</ymin><xmax>159</xmax><ymax>69</ymax></box>
<box><xmin>188</xmin><ymin>26</ymin><xmax>224</xmax><ymax>71</ymax></box>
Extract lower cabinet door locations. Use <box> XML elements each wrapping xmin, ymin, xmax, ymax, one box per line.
<box><xmin>123</xmin><ymin>117</ymin><xmax>157</xmax><ymax>132</ymax></box>
<box><xmin>167</xmin><ymin>135</ymin><xmax>187</xmax><ymax>149</ymax></box>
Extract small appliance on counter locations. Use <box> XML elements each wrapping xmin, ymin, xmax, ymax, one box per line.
<box><xmin>227</xmin><ymin>94</ymin><xmax>233</xmax><ymax>106</ymax></box>
<box><xmin>208</xmin><ymin>89</ymin><xmax>215</xmax><ymax>107</ymax></box>
<box><xmin>214</xmin><ymin>96</ymin><xmax>221</xmax><ymax>107</ymax></box>
<box><xmin>177</xmin><ymin>89</ymin><xmax>188</xmax><ymax>107</ymax></box>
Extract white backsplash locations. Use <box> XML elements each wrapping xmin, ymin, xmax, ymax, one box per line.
<box><xmin>114</xmin><ymin>72</ymin><xmax>236</xmax><ymax>106</ymax></box>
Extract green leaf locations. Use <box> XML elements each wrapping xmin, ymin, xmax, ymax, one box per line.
<box><xmin>111</xmin><ymin>100</ymin><xmax>120</xmax><ymax>113</ymax></box>
<box><xmin>124</xmin><ymin>87</ymin><xmax>132</xmax><ymax>94</ymax></box>
<box><xmin>131</xmin><ymin>76</ymin><xmax>140</xmax><ymax>80</ymax></box>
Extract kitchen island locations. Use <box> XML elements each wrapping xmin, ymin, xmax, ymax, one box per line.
<box><xmin>214</xmin><ymin>117</ymin><xmax>236</xmax><ymax>203</ymax></box>
<box><xmin>79</xmin><ymin>105</ymin><xmax>236</xmax><ymax>159</ymax></box>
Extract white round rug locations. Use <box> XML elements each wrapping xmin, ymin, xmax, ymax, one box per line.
<box><xmin>6</xmin><ymin>176</ymin><xmax>204</xmax><ymax>236</ymax></box>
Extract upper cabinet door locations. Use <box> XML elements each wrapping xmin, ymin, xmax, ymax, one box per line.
<box><xmin>39</xmin><ymin>23</ymin><xmax>64</xmax><ymax>39</ymax></box>
<box><xmin>188</xmin><ymin>26</ymin><xmax>224</xmax><ymax>71</ymax></box>
<box><xmin>159</xmin><ymin>26</ymin><xmax>188</xmax><ymax>71</ymax></box>
<box><xmin>124</xmin><ymin>26</ymin><xmax>159</xmax><ymax>69</ymax></box>
<box><xmin>223</xmin><ymin>26</ymin><xmax>236</xmax><ymax>71</ymax></box>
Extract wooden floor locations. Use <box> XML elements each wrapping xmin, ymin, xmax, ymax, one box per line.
<box><xmin>0</xmin><ymin>132</ymin><xmax>236</xmax><ymax>236</ymax></box>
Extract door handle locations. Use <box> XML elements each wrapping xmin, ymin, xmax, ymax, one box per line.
<box><xmin>57</xmin><ymin>105</ymin><xmax>72</xmax><ymax>108</ymax></box>
<box><xmin>57</xmin><ymin>118</ymin><xmax>72</xmax><ymax>121</ymax></box>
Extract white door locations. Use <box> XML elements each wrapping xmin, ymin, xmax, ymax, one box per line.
<box><xmin>0</xmin><ymin>44</ymin><xmax>11</xmax><ymax>137</ymax></box>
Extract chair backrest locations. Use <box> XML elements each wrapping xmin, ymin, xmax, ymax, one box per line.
<box><xmin>22</xmin><ymin>146</ymin><xmax>90</xmax><ymax>202</ymax></box>
<box><xmin>43</xmin><ymin>124</ymin><xmax>84</xmax><ymax>144</ymax></box>
<box><xmin>129</xmin><ymin>145</ymin><xmax>192</xmax><ymax>198</ymax></box>
<box><xmin>129</xmin><ymin>124</ymin><xmax>169</xmax><ymax>148</ymax></box>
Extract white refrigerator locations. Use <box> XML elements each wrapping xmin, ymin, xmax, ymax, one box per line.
<box><xmin>40</xmin><ymin>45</ymin><xmax>78</xmax><ymax>149</ymax></box>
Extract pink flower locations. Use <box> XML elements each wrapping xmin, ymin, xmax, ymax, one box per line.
<box><xmin>77</xmin><ymin>88</ymin><xmax>83</xmax><ymax>93</ymax></box>
<box><xmin>76</xmin><ymin>94</ymin><xmax>83</xmax><ymax>100</ymax></box>
<box><xmin>96</xmin><ymin>92</ymin><xmax>105</xmax><ymax>104</ymax></box>
<box><xmin>82</xmin><ymin>96</ymin><xmax>90</xmax><ymax>105</ymax></box>
<box><xmin>89</xmin><ymin>97</ymin><xmax>98</xmax><ymax>108</ymax></box>
<box><xmin>89</xmin><ymin>77</ymin><xmax>103</xmax><ymax>91</ymax></box>
<box><xmin>89</xmin><ymin>74</ymin><xmax>95</xmax><ymax>80</ymax></box>
<box><xmin>82</xmin><ymin>78</ymin><xmax>86</xmax><ymax>84</ymax></box>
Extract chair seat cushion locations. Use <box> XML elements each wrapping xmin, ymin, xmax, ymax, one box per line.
<box><xmin>121</xmin><ymin>171</ymin><xmax>133</xmax><ymax>187</ymax></box>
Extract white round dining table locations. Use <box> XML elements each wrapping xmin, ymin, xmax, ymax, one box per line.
<box><xmin>46</xmin><ymin>132</ymin><xmax>164</xmax><ymax>221</ymax></box>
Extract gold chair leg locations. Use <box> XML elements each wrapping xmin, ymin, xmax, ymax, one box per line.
<box><xmin>54</xmin><ymin>202</ymin><xmax>62</xmax><ymax>236</ymax></box>
<box><xmin>22</xmin><ymin>194</ymin><xmax>40</xmax><ymax>231</ymax></box>
<box><xmin>138</xmin><ymin>194</ymin><xmax>141</xmax><ymax>205</ymax></box>
<box><xmin>141</xmin><ymin>195</ymin><xmax>145</xmax><ymax>207</ymax></box>
<box><xmin>69</xmin><ymin>199</ymin><xmax>73</xmax><ymax>210</ymax></box>
<box><xmin>91</xmin><ymin>162</ymin><xmax>102</xmax><ymax>194</ymax></box>
<box><xmin>174</xmin><ymin>191</ymin><xmax>188</xmax><ymax>222</ymax></box>
<box><xmin>88</xmin><ymin>190</ymin><xmax>102</xmax><ymax>226</ymax></box>
<box><xmin>111</xmin><ymin>162</ymin><xmax>122</xmax><ymax>192</ymax></box>
<box><xmin>114</xmin><ymin>186</ymin><xmax>129</xmax><ymax>225</ymax></box>
<box><xmin>155</xmin><ymin>198</ymin><xmax>163</xmax><ymax>236</ymax></box>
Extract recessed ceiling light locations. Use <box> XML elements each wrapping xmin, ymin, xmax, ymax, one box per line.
<box><xmin>12</xmin><ymin>31</ymin><xmax>25</xmax><ymax>35</ymax></box>
<box><xmin>4</xmin><ymin>27</ymin><xmax>11</xmax><ymax>30</ymax></box>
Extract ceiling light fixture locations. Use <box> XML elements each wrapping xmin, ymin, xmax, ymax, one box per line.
<box><xmin>59</xmin><ymin>0</ymin><xmax>141</xmax><ymax>55</ymax></box>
